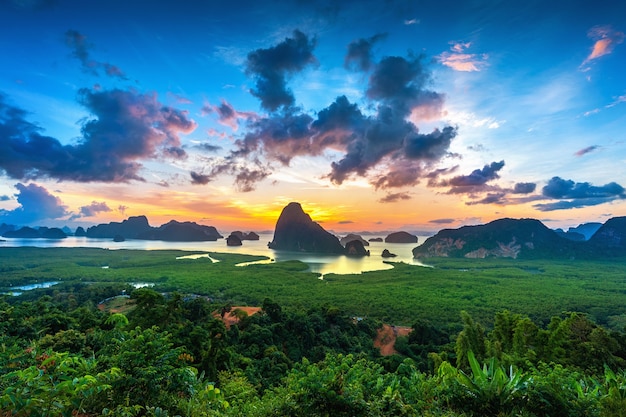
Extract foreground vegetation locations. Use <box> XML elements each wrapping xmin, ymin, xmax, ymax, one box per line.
<box><xmin>1</xmin><ymin>247</ymin><xmax>626</xmax><ymax>415</ymax></box>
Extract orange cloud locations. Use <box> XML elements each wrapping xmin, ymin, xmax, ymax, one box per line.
<box><xmin>581</xmin><ymin>25</ymin><xmax>624</xmax><ymax>68</ymax></box>
<box><xmin>438</xmin><ymin>42</ymin><xmax>488</xmax><ymax>72</ymax></box>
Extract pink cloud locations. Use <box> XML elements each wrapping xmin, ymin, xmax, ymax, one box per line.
<box><xmin>438</xmin><ymin>41</ymin><xmax>488</xmax><ymax>72</ymax></box>
<box><xmin>581</xmin><ymin>25</ymin><xmax>624</xmax><ymax>68</ymax></box>
<box><xmin>202</xmin><ymin>99</ymin><xmax>257</xmax><ymax>131</ymax></box>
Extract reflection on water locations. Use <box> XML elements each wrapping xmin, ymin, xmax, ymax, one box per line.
<box><xmin>0</xmin><ymin>233</ymin><xmax>432</xmax><ymax>275</ymax></box>
<box><xmin>176</xmin><ymin>253</ymin><xmax>220</xmax><ymax>262</ymax></box>
<box><xmin>1</xmin><ymin>281</ymin><xmax>60</xmax><ymax>296</ymax></box>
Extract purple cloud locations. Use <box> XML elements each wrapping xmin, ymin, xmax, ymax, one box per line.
<box><xmin>378</xmin><ymin>191</ymin><xmax>412</xmax><ymax>203</ymax></box>
<box><xmin>78</xmin><ymin>201</ymin><xmax>111</xmax><ymax>217</ymax></box>
<box><xmin>574</xmin><ymin>145</ymin><xmax>599</xmax><ymax>157</ymax></box>
<box><xmin>0</xmin><ymin>89</ymin><xmax>195</xmax><ymax>182</ymax></box>
<box><xmin>512</xmin><ymin>182</ymin><xmax>537</xmax><ymax>194</ymax></box>
<box><xmin>198</xmin><ymin>33</ymin><xmax>455</xmax><ymax>191</ymax></box>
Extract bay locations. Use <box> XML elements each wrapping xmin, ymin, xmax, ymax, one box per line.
<box><xmin>0</xmin><ymin>233</ymin><xmax>431</xmax><ymax>275</ymax></box>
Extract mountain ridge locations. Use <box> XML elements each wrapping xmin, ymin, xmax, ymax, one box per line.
<box><xmin>412</xmin><ymin>217</ymin><xmax>626</xmax><ymax>259</ymax></box>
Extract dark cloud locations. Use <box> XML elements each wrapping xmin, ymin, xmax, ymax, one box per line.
<box><xmin>0</xmin><ymin>89</ymin><xmax>194</xmax><ymax>182</ymax></box>
<box><xmin>429</xmin><ymin>218</ymin><xmax>455</xmax><ymax>224</ymax></box>
<box><xmin>447</xmin><ymin>161</ymin><xmax>505</xmax><ymax>187</ymax></box>
<box><xmin>378</xmin><ymin>191</ymin><xmax>412</xmax><ymax>203</ymax></box>
<box><xmin>512</xmin><ymin>182</ymin><xmax>536</xmax><ymax>194</ymax></box>
<box><xmin>118</xmin><ymin>205</ymin><xmax>128</xmax><ymax>215</ymax></box>
<box><xmin>190</xmin><ymin>171</ymin><xmax>211</xmax><ymax>185</ymax></box>
<box><xmin>233</xmin><ymin>111</ymin><xmax>316</xmax><ymax>165</ymax></box>
<box><xmin>337</xmin><ymin>220</ymin><xmax>354</xmax><ymax>224</ymax></box>
<box><xmin>246</xmin><ymin>30</ymin><xmax>317</xmax><ymax>111</ymax></box>
<box><xmin>202</xmin><ymin>33</ymin><xmax>454</xmax><ymax>191</ymax></box>
<box><xmin>542</xmin><ymin>176</ymin><xmax>625</xmax><ymax>199</ymax></box>
<box><xmin>64</xmin><ymin>30</ymin><xmax>127</xmax><ymax>80</ymax></box>
<box><xmin>0</xmin><ymin>183</ymin><xmax>68</xmax><ymax>225</ymax></box>
<box><xmin>533</xmin><ymin>176</ymin><xmax>625</xmax><ymax>211</ymax></box>
<box><xmin>574</xmin><ymin>145</ymin><xmax>599</xmax><ymax>157</ymax></box>
<box><xmin>344</xmin><ymin>33</ymin><xmax>386</xmax><ymax>71</ymax></box>
<box><xmin>534</xmin><ymin>198</ymin><xmax>621</xmax><ymax>212</ymax></box>
<box><xmin>403</xmin><ymin>126</ymin><xmax>457</xmax><ymax>160</ymax></box>
<box><xmin>366</xmin><ymin>55</ymin><xmax>430</xmax><ymax>109</ymax></box>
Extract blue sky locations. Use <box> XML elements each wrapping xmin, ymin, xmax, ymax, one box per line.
<box><xmin>0</xmin><ymin>0</ymin><xmax>625</xmax><ymax>233</ymax></box>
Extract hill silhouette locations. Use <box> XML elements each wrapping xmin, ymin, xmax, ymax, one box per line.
<box><xmin>268</xmin><ymin>202</ymin><xmax>345</xmax><ymax>254</ymax></box>
<box><xmin>86</xmin><ymin>216</ymin><xmax>222</xmax><ymax>241</ymax></box>
<box><xmin>413</xmin><ymin>217</ymin><xmax>626</xmax><ymax>259</ymax></box>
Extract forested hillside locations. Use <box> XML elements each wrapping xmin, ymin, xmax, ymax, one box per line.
<box><xmin>2</xmin><ymin>284</ymin><xmax>626</xmax><ymax>416</ymax></box>
<box><xmin>2</xmin><ymin>248</ymin><xmax>626</xmax><ymax>415</ymax></box>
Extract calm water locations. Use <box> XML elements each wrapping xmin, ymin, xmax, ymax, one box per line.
<box><xmin>0</xmin><ymin>233</ymin><xmax>431</xmax><ymax>275</ymax></box>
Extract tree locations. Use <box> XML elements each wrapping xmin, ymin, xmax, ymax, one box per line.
<box><xmin>455</xmin><ymin>311</ymin><xmax>486</xmax><ymax>369</ymax></box>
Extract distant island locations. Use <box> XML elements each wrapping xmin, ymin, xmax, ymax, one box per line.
<box><xmin>412</xmin><ymin>216</ymin><xmax>626</xmax><ymax>260</ymax></box>
<box><xmin>2</xmin><ymin>204</ymin><xmax>625</xmax><ymax>261</ymax></box>
<box><xmin>268</xmin><ymin>202</ymin><xmax>418</xmax><ymax>256</ymax></box>
<box><xmin>85</xmin><ymin>216</ymin><xmax>223</xmax><ymax>242</ymax></box>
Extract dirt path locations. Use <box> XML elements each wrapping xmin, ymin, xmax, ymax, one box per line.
<box><xmin>374</xmin><ymin>324</ymin><xmax>412</xmax><ymax>356</ymax></box>
<box><xmin>217</xmin><ymin>306</ymin><xmax>262</xmax><ymax>328</ymax></box>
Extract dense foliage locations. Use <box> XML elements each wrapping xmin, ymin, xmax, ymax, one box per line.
<box><xmin>1</xmin><ymin>247</ymin><xmax>626</xmax><ymax>415</ymax></box>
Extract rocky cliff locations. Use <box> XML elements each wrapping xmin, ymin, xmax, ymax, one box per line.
<box><xmin>586</xmin><ymin>216</ymin><xmax>626</xmax><ymax>256</ymax></box>
<box><xmin>412</xmin><ymin>218</ymin><xmax>579</xmax><ymax>259</ymax></box>
<box><xmin>268</xmin><ymin>202</ymin><xmax>345</xmax><ymax>254</ymax></box>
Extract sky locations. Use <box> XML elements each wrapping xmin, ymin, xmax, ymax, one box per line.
<box><xmin>0</xmin><ymin>0</ymin><xmax>625</xmax><ymax>234</ymax></box>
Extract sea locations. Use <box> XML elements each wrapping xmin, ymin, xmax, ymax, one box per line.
<box><xmin>0</xmin><ymin>233</ymin><xmax>433</xmax><ymax>276</ymax></box>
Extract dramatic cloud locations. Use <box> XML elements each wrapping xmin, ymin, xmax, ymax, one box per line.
<box><xmin>575</xmin><ymin>145</ymin><xmax>599</xmax><ymax>157</ymax></box>
<box><xmin>64</xmin><ymin>30</ymin><xmax>127</xmax><ymax>79</ymax></box>
<box><xmin>434</xmin><ymin>160</ymin><xmax>505</xmax><ymax>194</ymax></box>
<box><xmin>378</xmin><ymin>191</ymin><xmax>411</xmax><ymax>203</ymax></box>
<box><xmin>0</xmin><ymin>183</ymin><xmax>68</xmax><ymax>225</ymax></box>
<box><xmin>438</xmin><ymin>42</ymin><xmax>488</xmax><ymax>72</ymax></box>
<box><xmin>344</xmin><ymin>33</ymin><xmax>386</xmax><ymax>71</ymax></box>
<box><xmin>199</xmin><ymin>33</ymin><xmax>455</xmax><ymax>191</ymax></box>
<box><xmin>542</xmin><ymin>176</ymin><xmax>625</xmax><ymax>200</ymax></box>
<box><xmin>246</xmin><ymin>30</ymin><xmax>317</xmax><ymax>112</ymax></box>
<box><xmin>534</xmin><ymin>176</ymin><xmax>625</xmax><ymax>211</ymax></box>
<box><xmin>0</xmin><ymin>89</ymin><xmax>195</xmax><ymax>182</ymax></box>
<box><xmin>512</xmin><ymin>182</ymin><xmax>537</xmax><ymax>194</ymax></box>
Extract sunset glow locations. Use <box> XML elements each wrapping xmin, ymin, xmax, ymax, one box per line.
<box><xmin>1</xmin><ymin>0</ymin><xmax>625</xmax><ymax>235</ymax></box>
